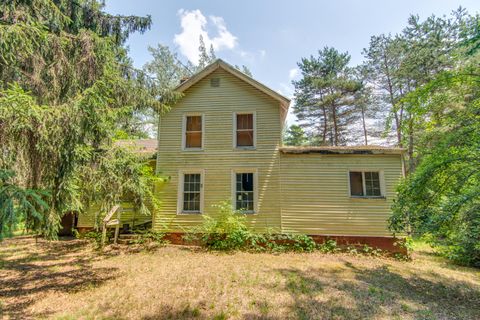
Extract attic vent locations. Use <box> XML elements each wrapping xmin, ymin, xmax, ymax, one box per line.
<box><xmin>210</xmin><ymin>77</ymin><xmax>220</xmax><ymax>87</ymax></box>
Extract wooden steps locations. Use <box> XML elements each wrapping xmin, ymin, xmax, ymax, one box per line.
<box><xmin>116</xmin><ymin>234</ymin><xmax>140</xmax><ymax>245</ymax></box>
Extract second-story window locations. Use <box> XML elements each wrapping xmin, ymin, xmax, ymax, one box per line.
<box><xmin>184</xmin><ymin>114</ymin><xmax>203</xmax><ymax>149</ymax></box>
<box><xmin>235</xmin><ymin>113</ymin><xmax>254</xmax><ymax>148</ymax></box>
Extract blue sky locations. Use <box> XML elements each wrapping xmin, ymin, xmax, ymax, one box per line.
<box><xmin>105</xmin><ymin>0</ymin><xmax>479</xmax><ymax>124</ymax></box>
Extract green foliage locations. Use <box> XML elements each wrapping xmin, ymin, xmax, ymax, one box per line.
<box><xmin>293</xmin><ymin>47</ymin><xmax>363</xmax><ymax>146</ymax></box>
<box><xmin>234</xmin><ymin>64</ymin><xmax>253</xmax><ymax>77</ymax></box>
<box><xmin>197</xmin><ymin>35</ymin><xmax>216</xmax><ymax>69</ymax></box>
<box><xmin>0</xmin><ymin>170</ymin><xmax>49</xmax><ymax>238</ymax></box>
<box><xmin>0</xmin><ymin>1</ymin><xmax>163</xmax><ymax>239</ymax></box>
<box><xmin>362</xmin><ymin>8</ymin><xmax>476</xmax><ymax>170</ymax></box>
<box><xmin>318</xmin><ymin>239</ymin><xmax>339</xmax><ymax>253</ymax></box>
<box><xmin>81</xmin><ymin>230</ymin><xmax>108</xmax><ymax>248</ymax></box>
<box><xmin>77</xmin><ymin>147</ymin><xmax>163</xmax><ymax>228</ymax></box>
<box><xmin>132</xmin><ymin>230</ymin><xmax>169</xmax><ymax>246</ymax></box>
<box><xmin>198</xmin><ymin>201</ymin><xmax>251</xmax><ymax>251</ymax></box>
<box><xmin>283</xmin><ymin>124</ymin><xmax>307</xmax><ymax>146</ymax></box>
<box><xmin>390</xmin><ymin>46</ymin><xmax>480</xmax><ymax>266</ymax></box>
<box><xmin>188</xmin><ymin>201</ymin><xmax>317</xmax><ymax>252</ymax></box>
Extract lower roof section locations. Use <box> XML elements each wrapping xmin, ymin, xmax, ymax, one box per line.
<box><xmin>279</xmin><ymin>145</ymin><xmax>405</xmax><ymax>155</ymax></box>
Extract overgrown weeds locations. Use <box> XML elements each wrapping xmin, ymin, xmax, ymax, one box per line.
<box><xmin>184</xmin><ymin>201</ymin><xmax>403</xmax><ymax>257</ymax></box>
<box><xmin>132</xmin><ymin>230</ymin><xmax>169</xmax><ymax>246</ymax></box>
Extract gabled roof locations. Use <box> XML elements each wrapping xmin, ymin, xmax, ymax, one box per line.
<box><xmin>175</xmin><ymin>59</ymin><xmax>291</xmax><ymax>123</ymax></box>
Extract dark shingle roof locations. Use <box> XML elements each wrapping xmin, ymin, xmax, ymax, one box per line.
<box><xmin>279</xmin><ymin>145</ymin><xmax>405</xmax><ymax>155</ymax></box>
<box><xmin>115</xmin><ymin>139</ymin><xmax>157</xmax><ymax>156</ymax></box>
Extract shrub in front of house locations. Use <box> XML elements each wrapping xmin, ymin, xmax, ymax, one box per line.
<box><xmin>185</xmin><ymin>201</ymin><xmax>317</xmax><ymax>252</ymax></box>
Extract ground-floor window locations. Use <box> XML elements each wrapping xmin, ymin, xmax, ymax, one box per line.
<box><xmin>233</xmin><ymin>170</ymin><xmax>257</xmax><ymax>213</ymax></box>
<box><xmin>349</xmin><ymin>171</ymin><xmax>383</xmax><ymax>197</ymax></box>
<box><xmin>178</xmin><ymin>170</ymin><xmax>204</xmax><ymax>213</ymax></box>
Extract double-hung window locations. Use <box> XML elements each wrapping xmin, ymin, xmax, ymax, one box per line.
<box><xmin>234</xmin><ymin>113</ymin><xmax>255</xmax><ymax>148</ymax></box>
<box><xmin>183</xmin><ymin>114</ymin><xmax>203</xmax><ymax>150</ymax></box>
<box><xmin>349</xmin><ymin>171</ymin><xmax>383</xmax><ymax>197</ymax></box>
<box><xmin>233</xmin><ymin>171</ymin><xmax>256</xmax><ymax>213</ymax></box>
<box><xmin>178</xmin><ymin>171</ymin><xmax>204</xmax><ymax>213</ymax></box>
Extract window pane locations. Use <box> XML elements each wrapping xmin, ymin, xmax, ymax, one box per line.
<box><xmin>236</xmin><ymin>130</ymin><xmax>254</xmax><ymax>147</ymax></box>
<box><xmin>183</xmin><ymin>174</ymin><xmax>201</xmax><ymax>212</ymax></box>
<box><xmin>185</xmin><ymin>116</ymin><xmax>202</xmax><ymax>149</ymax></box>
<box><xmin>349</xmin><ymin>172</ymin><xmax>364</xmax><ymax>196</ymax></box>
<box><xmin>236</xmin><ymin>173</ymin><xmax>254</xmax><ymax>211</ymax></box>
<box><xmin>365</xmin><ymin>172</ymin><xmax>381</xmax><ymax>196</ymax></box>
<box><xmin>239</xmin><ymin>173</ymin><xmax>253</xmax><ymax>191</ymax></box>
<box><xmin>236</xmin><ymin>114</ymin><xmax>253</xmax><ymax>130</ymax></box>
<box><xmin>186</xmin><ymin>132</ymin><xmax>202</xmax><ymax>148</ymax></box>
<box><xmin>186</xmin><ymin>116</ymin><xmax>202</xmax><ymax>131</ymax></box>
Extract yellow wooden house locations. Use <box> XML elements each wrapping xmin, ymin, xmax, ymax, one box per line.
<box><xmin>78</xmin><ymin>59</ymin><xmax>404</xmax><ymax>249</ymax></box>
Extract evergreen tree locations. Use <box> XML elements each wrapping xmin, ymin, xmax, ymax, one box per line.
<box><xmin>198</xmin><ymin>35</ymin><xmax>216</xmax><ymax>69</ymax></box>
<box><xmin>283</xmin><ymin>125</ymin><xmax>307</xmax><ymax>146</ymax></box>
<box><xmin>293</xmin><ymin>47</ymin><xmax>362</xmax><ymax>146</ymax></box>
<box><xmin>0</xmin><ymin>0</ymin><xmax>162</xmax><ymax>238</ymax></box>
<box><xmin>363</xmin><ymin>8</ymin><xmax>473</xmax><ymax>170</ymax></box>
<box><xmin>234</xmin><ymin>65</ymin><xmax>253</xmax><ymax>77</ymax></box>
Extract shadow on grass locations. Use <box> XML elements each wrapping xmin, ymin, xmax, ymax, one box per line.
<box><xmin>274</xmin><ymin>263</ymin><xmax>480</xmax><ymax>320</ymax></box>
<box><xmin>0</xmin><ymin>237</ymin><xmax>118</xmax><ymax>319</ymax></box>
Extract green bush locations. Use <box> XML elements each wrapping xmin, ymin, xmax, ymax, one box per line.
<box><xmin>81</xmin><ymin>230</ymin><xmax>107</xmax><ymax>247</ymax></box>
<box><xmin>318</xmin><ymin>239</ymin><xmax>339</xmax><ymax>253</ymax></box>
<box><xmin>189</xmin><ymin>201</ymin><xmax>316</xmax><ymax>252</ymax></box>
<box><xmin>133</xmin><ymin>230</ymin><xmax>168</xmax><ymax>245</ymax></box>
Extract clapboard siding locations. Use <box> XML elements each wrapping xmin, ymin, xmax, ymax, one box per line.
<box><xmin>154</xmin><ymin>69</ymin><xmax>283</xmax><ymax>232</ymax></box>
<box><xmin>280</xmin><ymin>153</ymin><xmax>403</xmax><ymax>236</ymax></box>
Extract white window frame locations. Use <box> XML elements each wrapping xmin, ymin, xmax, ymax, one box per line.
<box><xmin>231</xmin><ymin>168</ymin><xmax>258</xmax><ymax>214</ymax></box>
<box><xmin>177</xmin><ymin>169</ymin><xmax>205</xmax><ymax>214</ymax></box>
<box><xmin>182</xmin><ymin>113</ymin><xmax>205</xmax><ymax>151</ymax></box>
<box><xmin>347</xmin><ymin>170</ymin><xmax>385</xmax><ymax>199</ymax></box>
<box><xmin>233</xmin><ymin>112</ymin><xmax>256</xmax><ymax>150</ymax></box>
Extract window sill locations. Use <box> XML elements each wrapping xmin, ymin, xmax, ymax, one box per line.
<box><xmin>178</xmin><ymin>211</ymin><xmax>202</xmax><ymax>215</ymax></box>
<box><xmin>182</xmin><ymin>148</ymin><xmax>204</xmax><ymax>152</ymax></box>
<box><xmin>234</xmin><ymin>147</ymin><xmax>256</xmax><ymax>151</ymax></box>
<box><xmin>236</xmin><ymin>210</ymin><xmax>257</xmax><ymax>214</ymax></box>
<box><xmin>350</xmin><ymin>196</ymin><xmax>386</xmax><ymax>200</ymax></box>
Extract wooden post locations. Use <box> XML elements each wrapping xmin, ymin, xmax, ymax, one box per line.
<box><xmin>101</xmin><ymin>205</ymin><xmax>120</xmax><ymax>248</ymax></box>
<box><xmin>114</xmin><ymin>207</ymin><xmax>121</xmax><ymax>244</ymax></box>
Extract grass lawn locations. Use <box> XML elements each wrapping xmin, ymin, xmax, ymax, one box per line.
<box><xmin>0</xmin><ymin>237</ymin><xmax>479</xmax><ymax>320</ymax></box>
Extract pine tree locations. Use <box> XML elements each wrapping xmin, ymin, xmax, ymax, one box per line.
<box><xmin>198</xmin><ymin>35</ymin><xmax>215</xmax><ymax>69</ymax></box>
<box><xmin>293</xmin><ymin>47</ymin><xmax>362</xmax><ymax>146</ymax></box>
<box><xmin>283</xmin><ymin>125</ymin><xmax>307</xmax><ymax>146</ymax></box>
<box><xmin>234</xmin><ymin>65</ymin><xmax>253</xmax><ymax>77</ymax></box>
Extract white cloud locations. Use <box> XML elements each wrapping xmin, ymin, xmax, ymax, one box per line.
<box><xmin>289</xmin><ymin>68</ymin><xmax>300</xmax><ymax>79</ymax></box>
<box><xmin>279</xmin><ymin>83</ymin><xmax>294</xmax><ymax>98</ymax></box>
<box><xmin>174</xmin><ymin>9</ymin><xmax>238</xmax><ymax>64</ymax></box>
<box><xmin>259</xmin><ymin>49</ymin><xmax>267</xmax><ymax>58</ymax></box>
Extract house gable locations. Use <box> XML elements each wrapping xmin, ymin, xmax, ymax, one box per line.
<box><xmin>175</xmin><ymin>59</ymin><xmax>290</xmax><ymax>125</ymax></box>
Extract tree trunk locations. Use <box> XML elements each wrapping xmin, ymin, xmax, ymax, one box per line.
<box><xmin>331</xmin><ymin>104</ymin><xmax>338</xmax><ymax>146</ymax></box>
<box><xmin>382</xmin><ymin>51</ymin><xmax>403</xmax><ymax>147</ymax></box>
<box><xmin>322</xmin><ymin>106</ymin><xmax>328</xmax><ymax>144</ymax></box>
<box><xmin>361</xmin><ymin>105</ymin><xmax>368</xmax><ymax>145</ymax></box>
<box><xmin>407</xmin><ymin>117</ymin><xmax>415</xmax><ymax>173</ymax></box>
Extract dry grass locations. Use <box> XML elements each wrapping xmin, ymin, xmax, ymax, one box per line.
<box><xmin>0</xmin><ymin>237</ymin><xmax>479</xmax><ymax>320</ymax></box>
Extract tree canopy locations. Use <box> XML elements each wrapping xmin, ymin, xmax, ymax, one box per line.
<box><xmin>0</xmin><ymin>0</ymin><xmax>162</xmax><ymax>238</ymax></box>
<box><xmin>389</xmin><ymin>20</ymin><xmax>480</xmax><ymax>266</ymax></box>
